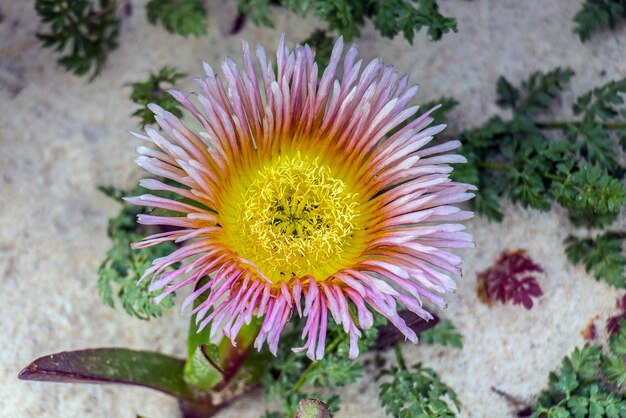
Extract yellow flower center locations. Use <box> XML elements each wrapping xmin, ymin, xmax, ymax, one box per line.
<box><xmin>222</xmin><ymin>152</ymin><xmax>364</xmax><ymax>282</ymax></box>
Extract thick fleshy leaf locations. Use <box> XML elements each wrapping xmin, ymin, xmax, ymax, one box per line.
<box><xmin>296</xmin><ymin>399</ymin><xmax>332</xmax><ymax>418</ymax></box>
<box><xmin>184</xmin><ymin>344</ymin><xmax>224</xmax><ymax>391</ymax></box>
<box><xmin>18</xmin><ymin>348</ymin><xmax>194</xmax><ymax>400</ymax></box>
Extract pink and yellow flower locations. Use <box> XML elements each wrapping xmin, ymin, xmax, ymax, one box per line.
<box><xmin>126</xmin><ymin>36</ymin><xmax>474</xmax><ymax>360</ymax></box>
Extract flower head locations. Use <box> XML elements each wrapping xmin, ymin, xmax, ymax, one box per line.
<box><xmin>126</xmin><ymin>36</ymin><xmax>474</xmax><ymax>360</ymax></box>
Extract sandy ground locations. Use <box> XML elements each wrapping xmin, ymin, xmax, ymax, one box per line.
<box><xmin>1</xmin><ymin>0</ymin><xmax>625</xmax><ymax>417</ymax></box>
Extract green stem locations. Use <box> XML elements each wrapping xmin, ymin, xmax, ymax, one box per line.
<box><xmin>538</xmin><ymin>121</ymin><xmax>626</xmax><ymax>130</ymax></box>
<box><xmin>290</xmin><ymin>334</ymin><xmax>344</xmax><ymax>394</ymax></box>
<box><xmin>394</xmin><ymin>344</ymin><xmax>407</xmax><ymax>371</ymax></box>
<box><xmin>538</xmin><ymin>171</ymin><xmax>563</xmax><ymax>182</ymax></box>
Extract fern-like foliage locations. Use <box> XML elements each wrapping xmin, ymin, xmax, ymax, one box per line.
<box><xmin>97</xmin><ymin>185</ymin><xmax>175</xmax><ymax>320</ymax></box>
<box><xmin>453</xmin><ymin>69</ymin><xmax>626</xmax><ymax>227</ymax></box>
<box><xmin>532</xmin><ymin>322</ymin><xmax>626</xmax><ymax>417</ymax></box>
<box><xmin>146</xmin><ymin>0</ymin><xmax>207</xmax><ymax>37</ymax></box>
<box><xmin>129</xmin><ymin>66</ymin><xmax>186</xmax><ymax>127</ymax></box>
<box><xmin>35</xmin><ymin>0</ymin><xmax>120</xmax><ymax>79</ymax></box>
<box><xmin>378</xmin><ymin>362</ymin><xmax>461</xmax><ymax>417</ymax></box>
<box><xmin>238</xmin><ymin>0</ymin><xmax>457</xmax><ymax>42</ymax></box>
<box><xmin>261</xmin><ymin>315</ymin><xmax>384</xmax><ymax>417</ymax></box>
<box><xmin>565</xmin><ymin>233</ymin><xmax>626</xmax><ymax>289</ymax></box>
<box><xmin>419</xmin><ymin>320</ymin><xmax>464</xmax><ymax>348</ymax></box>
<box><xmin>574</xmin><ymin>0</ymin><xmax>626</xmax><ymax>42</ymax></box>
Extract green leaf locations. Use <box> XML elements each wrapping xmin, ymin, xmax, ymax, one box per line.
<box><xmin>378</xmin><ymin>363</ymin><xmax>461</xmax><ymax>417</ymax></box>
<box><xmin>556</xmin><ymin>367</ymin><xmax>579</xmax><ymax>395</ymax></box>
<box><xmin>419</xmin><ymin>320</ymin><xmax>463</xmax><ymax>348</ymax></box>
<box><xmin>237</xmin><ymin>0</ymin><xmax>273</xmax><ymax>27</ymax></box>
<box><xmin>306</xmin><ymin>354</ymin><xmax>363</xmax><ymax>387</ymax></box>
<box><xmin>565</xmin><ymin>233</ymin><xmax>626</xmax><ymax>289</ymax></box>
<box><xmin>601</xmin><ymin>354</ymin><xmax>626</xmax><ymax>387</ymax></box>
<box><xmin>262</xmin><ymin>314</ymin><xmax>387</xmax><ymax>417</ymax></box>
<box><xmin>550</xmin><ymin>406</ymin><xmax>573</xmax><ymax>418</ymax></box>
<box><xmin>574</xmin><ymin>0</ymin><xmax>626</xmax><ymax>42</ymax></box>
<box><xmin>496</xmin><ymin>76</ymin><xmax>520</xmax><ymax>109</ymax></box>
<box><xmin>18</xmin><ymin>348</ymin><xmax>193</xmax><ymax>399</ymax></box>
<box><xmin>532</xmin><ymin>322</ymin><xmax>626</xmax><ymax>417</ymax></box>
<box><xmin>35</xmin><ymin>0</ymin><xmax>120</xmax><ymax>79</ymax></box>
<box><xmin>373</xmin><ymin>0</ymin><xmax>458</xmax><ymax>42</ymax></box>
<box><xmin>568</xmin><ymin>395</ymin><xmax>590</xmax><ymax>417</ymax></box>
<box><xmin>573</xmin><ymin>78</ymin><xmax>626</xmax><ymax>122</ymax></box>
<box><xmin>129</xmin><ymin>66</ymin><xmax>186</xmax><ymax>127</ymax></box>
<box><xmin>567</xmin><ymin>121</ymin><xmax>618</xmax><ymax>173</ymax></box>
<box><xmin>96</xmin><ymin>184</ymin><xmax>177</xmax><ymax>320</ymax></box>
<box><xmin>609</xmin><ymin>323</ymin><xmax>626</xmax><ymax>356</ymax></box>
<box><xmin>241</xmin><ymin>0</ymin><xmax>456</xmax><ymax>42</ymax></box>
<box><xmin>551</xmin><ymin>163</ymin><xmax>626</xmax><ymax>228</ymax></box>
<box><xmin>516</xmin><ymin>68</ymin><xmax>575</xmax><ymax>117</ymax></box>
<box><xmin>568</xmin><ymin>346</ymin><xmax>602</xmax><ymax>380</ymax></box>
<box><xmin>184</xmin><ymin>344</ymin><xmax>224</xmax><ymax>391</ymax></box>
<box><xmin>146</xmin><ymin>0</ymin><xmax>207</xmax><ymax>37</ymax></box>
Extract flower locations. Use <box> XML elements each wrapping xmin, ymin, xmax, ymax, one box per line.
<box><xmin>126</xmin><ymin>36</ymin><xmax>475</xmax><ymax>360</ymax></box>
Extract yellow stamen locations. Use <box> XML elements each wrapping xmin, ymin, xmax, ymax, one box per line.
<box><xmin>222</xmin><ymin>152</ymin><xmax>363</xmax><ymax>282</ymax></box>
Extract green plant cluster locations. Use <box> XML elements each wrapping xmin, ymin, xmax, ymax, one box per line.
<box><xmin>532</xmin><ymin>321</ymin><xmax>626</xmax><ymax>417</ymax></box>
<box><xmin>565</xmin><ymin>233</ymin><xmax>626</xmax><ymax>289</ymax></box>
<box><xmin>146</xmin><ymin>0</ymin><xmax>207</xmax><ymax>37</ymax></box>
<box><xmin>262</xmin><ymin>315</ymin><xmax>384</xmax><ymax>417</ymax></box>
<box><xmin>35</xmin><ymin>0</ymin><xmax>120</xmax><ymax>79</ymax></box>
<box><xmin>452</xmin><ymin>68</ymin><xmax>626</xmax><ymax>227</ymax></box>
<box><xmin>97</xmin><ymin>185</ymin><xmax>175</xmax><ymax>320</ymax></box>
<box><xmin>574</xmin><ymin>0</ymin><xmax>626</xmax><ymax>42</ymax></box>
<box><xmin>35</xmin><ymin>0</ymin><xmax>455</xmax><ymax>79</ymax></box>
<box><xmin>262</xmin><ymin>315</ymin><xmax>463</xmax><ymax>417</ymax></box>
<box><xmin>445</xmin><ymin>69</ymin><xmax>626</xmax><ymax>289</ymax></box>
<box><xmin>238</xmin><ymin>0</ymin><xmax>456</xmax><ymax>42</ymax></box>
<box><xmin>418</xmin><ymin>320</ymin><xmax>463</xmax><ymax>348</ymax></box>
<box><xmin>129</xmin><ymin>66</ymin><xmax>187</xmax><ymax>127</ymax></box>
<box><xmin>378</xmin><ymin>347</ymin><xmax>461</xmax><ymax>418</ymax></box>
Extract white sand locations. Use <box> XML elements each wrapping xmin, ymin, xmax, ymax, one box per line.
<box><xmin>1</xmin><ymin>0</ymin><xmax>625</xmax><ymax>417</ymax></box>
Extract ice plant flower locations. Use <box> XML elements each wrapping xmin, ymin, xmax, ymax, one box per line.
<box><xmin>126</xmin><ymin>36</ymin><xmax>475</xmax><ymax>360</ymax></box>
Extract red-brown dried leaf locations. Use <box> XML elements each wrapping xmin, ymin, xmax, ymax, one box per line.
<box><xmin>477</xmin><ymin>250</ymin><xmax>544</xmax><ymax>310</ymax></box>
<box><xmin>581</xmin><ymin>318</ymin><xmax>597</xmax><ymax>341</ymax></box>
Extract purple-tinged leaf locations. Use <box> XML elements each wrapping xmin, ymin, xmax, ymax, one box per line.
<box><xmin>477</xmin><ymin>249</ymin><xmax>544</xmax><ymax>310</ymax></box>
<box><xmin>607</xmin><ymin>294</ymin><xmax>626</xmax><ymax>335</ymax></box>
<box><xmin>18</xmin><ymin>348</ymin><xmax>194</xmax><ymax>400</ymax></box>
<box><xmin>296</xmin><ymin>399</ymin><xmax>332</xmax><ymax>418</ymax></box>
<box><xmin>507</xmin><ymin>276</ymin><xmax>543</xmax><ymax>309</ymax></box>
